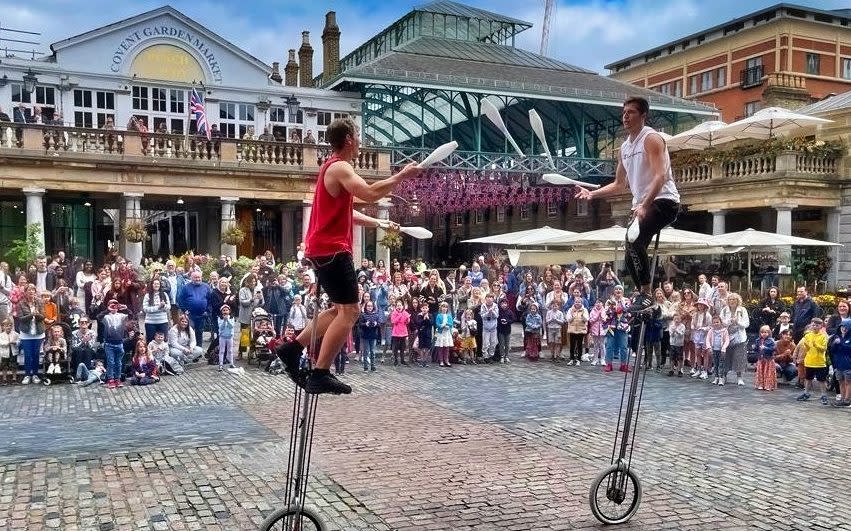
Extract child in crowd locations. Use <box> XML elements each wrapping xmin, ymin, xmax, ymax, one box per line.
<box><xmin>334</xmin><ymin>344</ymin><xmax>348</xmax><ymax>376</ymax></box>
<box><xmin>773</xmin><ymin>312</ymin><xmax>792</xmax><ymax>339</ymax></box>
<box><xmin>830</xmin><ymin>318</ymin><xmax>851</xmax><ymax>407</ymax></box>
<box><xmin>415</xmin><ymin>304</ymin><xmax>432</xmax><ymax>368</ymax></box>
<box><xmin>218</xmin><ymin>304</ymin><xmax>236</xmax><ymax>372</ymax></box>
<box><xmin>67</xmin><ymin>297</ymin><xmax>84</xmax><ymax>332</ymax></box>
<box><xmin>707</xmin><ymin>315</ymin><xmax>730</xmax><ymax>386</ymax></box>
<box><xmin>287</xmin><ymin>295</ymin><xmax>308</xmax><ymax>336</ymax></box>
<box><xmin>71</xmin><ymin>316</ymin><xmax>96</xmax><ymax>369</ymax></box>
<box><xmin>588</xmin><ymin>299</ymin><xmax>606</xmax><ymax>366</ymax></box>
<box><xmin>774</xmin><ymin>329</ymin><xmax>797</xmax><ymax>383</ymax></box>
<box><xmin>460</xmin><ymin>308</ymin><xmax>478</xmax><ymax>364</ymax></box>
<box><xmin>480</xmin><ymin>293</ymin><xmax>499</xmax><ymax>363</ymax></box>
<box><xmin>797</xmin><ymin>318</ymin><xmax>829</xmax><ymax>404</ymax></box>
<box><xmin>496</xmin><ymin>299</ymin><xmax>513</xmax><ymax>364</ymax></box>
<box><xmin>359</xmin><ymin>300</ymin><xmax>381</xmax><ymax>372</ymax></box>
<box><xmin>42</xmin><ymin>291</ymin><xmax>58</xmax><ymax>328</ymax></box>
<box><xmin>668</xmin><ymin>313</ymin><xmax>685</xmax><ymax>377</ymax></box>
<box><xmin>75</xmin><ymin>359</ymin><xmax>106</xmax><ymax>387</ymax></box>
<box><xmin>390</xmin><ymin>300</ymin><xmax>410</xmax><ymax>366</ymax></box>
<box><xmin>691</xmin><ymin>299</ymin><xmax>712</xmax><ymax>380</ymax></box>
<box><xmin>434</xmin><ymin>302</ymin><xmax>454</xmax><ymax>367</ymax></box>
<box><xmin>545</xmin><ymin>300</ymin><xmax>565</xmax><ymax>362</ymax></box>
<box><xmin>97</xmin><ymin>299</ymin><xmax>130</xmax><ymax>389</ymax></box>
<box><xmin>148</xmin><ymin>330</ymin><xmax>169</xmax><ymax>367</ymax></box>
<box><xmin>524</xmin><ymin>302</ymin><xmax>542</xmax><ymax>361</ymax></box>
<box><xmin>0</xmin><ymin>319</ymin><xmax>18</xmax><ymax>385</ymax></box>
<box><xmin>565</xmin><ymin>297</ymin><xmax>589</xmax><ymax>366</ymax></box>
<box><xmin>753</xmin><ymin>325</ymin><xmax>777</xmax><ymax>391</ymax></box>
<box><xmin>44</xmin><ymin>324</ymin><xmax>67</xmax><ymax>375</ymax></box>
<box><xmin>129</xmin><ymin>340</ymin><xmax>158</xmax><ymax>386</ymax></box>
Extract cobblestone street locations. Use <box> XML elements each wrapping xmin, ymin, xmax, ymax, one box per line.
<box><xmin>2</xmin><ymin>339</ymin><xmax>851</xmax><ymax>531</ymax></box>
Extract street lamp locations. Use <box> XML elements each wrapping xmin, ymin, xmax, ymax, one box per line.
<box><xmin>285</xmin><ymin>95</ymin><xmax>300</xmax><ymax>118</ymax></box>
<box><xmin>22</xmin><ymin>69</ymin><xmax>38</xmax><ymax>93</ymax></box>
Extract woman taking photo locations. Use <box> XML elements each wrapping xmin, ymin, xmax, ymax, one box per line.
<box><xmin>142</xmin><ymin>278</ymin><xmax>171</xmax><ymax>340</ymax></box>
<box><xmin>17</xmin><ymin>284</ymin><xmax>45</xmax><ymax>384</ymax></box>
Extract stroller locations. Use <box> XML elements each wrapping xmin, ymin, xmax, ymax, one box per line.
<box><xmin>250</xmin><ymin>309</ymin><xmax>277</xmax><ymax>366</ymax></box>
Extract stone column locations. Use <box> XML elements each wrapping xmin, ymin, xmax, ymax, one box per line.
<box><xmin>22</xmin><ymin>187</ymin><xmax>46</xmax><ymax>255</ymax></box>
<box><xmin>775</xmin><ymin>204</ymin><xmax>795</xmax><ymax>269</ymax></box>
<box><xmin>826</xmin><ymin>207</ymin><xmax>840</xmax><ymax>289</ymax></box>
<box><xmin>375</xmin><ymin>202</ymin><xmax>391</xmax><ymax>271</ymax></box>
<box><xmin>353</xmin><ymin>224</ymin><xmax>364</xmax><ymax>265</ymax></box>
<box><xmin>220</xmin><ymin>197</ymin><xmax>239</xmax><ymax>260</ymax></box>
<box><xmin>123</xmin><ymin>192</ymin><xmax>144</xmax><ymax>266</ymax></box>
<box><xmin>301</xmin><ymin>200</ymin><xmax>312</xmax><ymax>240</ymax></box>
<box><xmin>710</xmin><ymin>209</ymin><xmax>727</xmax><ymax>235</ymax></box>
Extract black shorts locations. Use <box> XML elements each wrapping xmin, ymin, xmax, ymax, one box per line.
<box><xmin>805</xmin><ymin>367</ymin><xmax>829</xmax><ymax>382</ymax></box>
<box><xmin>309</xmin><ymin>252</ymin><xmax>358</xmax><ymax>305</ymax></box>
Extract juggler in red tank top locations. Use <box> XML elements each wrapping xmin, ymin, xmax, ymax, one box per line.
<box><xmin>305</xmin><ymin>155</ymin><xmax>353</xmax><ymax>258</ymax></box>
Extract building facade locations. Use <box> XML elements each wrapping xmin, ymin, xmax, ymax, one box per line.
<box><xmin>606</xmin><ymin>4</ymin><xmax>851</xmax><ymax>122</ymax></box>
<box><xmin>0</xmin><ymin>6</ymin><xmax>374</xmax><ymax>265</ymax></box>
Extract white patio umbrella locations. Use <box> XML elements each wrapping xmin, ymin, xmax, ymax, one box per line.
<box><xmin>462</xmin><ymin>226</ymin><xmax>576</xmax><ymax>246</ymax></box>
<box><xmin>666</xmin><ymin>120</ymin><xmax>730</xmax><ymax>151</ymax></box>
<box><xmin>712</xmin><ymin>106</ymin><xmax>832</xmax><ymax>139</ymax></box>
<box><xmin>708</xmin><ymin>228</ymin><xmax>842</xmax><ymax>289</ymax></box>
<box><xmin>507</xmin><ymin>244</ymin><xmax>736</xmax><ymax>267</ymax></box>
<box><xmin>534</xmin><ymin>224</ymin><xmax>713</xmax><ymax>249</ymax></box>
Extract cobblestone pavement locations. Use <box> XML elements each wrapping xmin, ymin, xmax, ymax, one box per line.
<box><xmin>1</xmin><ymin>331</ymin><xmax>851</xmax><ymax>530</ymax></box>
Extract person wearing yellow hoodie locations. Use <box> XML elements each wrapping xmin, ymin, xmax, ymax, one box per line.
<box><xmin>797</xmin><ymin>318</ymin><xmax>829</xmax><ymax>404</ymax></box>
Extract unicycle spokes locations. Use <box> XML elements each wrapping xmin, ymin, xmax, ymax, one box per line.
<box><xmin>589</xmin><ymin>463</ymin><xmax>643</xmax><ymax>525</ymax></box>
<box><xmin>261</xmin><ymin>506</ymin><xmax>326</xmax><ymax>531</ymax></box>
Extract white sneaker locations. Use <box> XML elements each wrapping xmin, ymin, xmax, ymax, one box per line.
<box><xmin>711</xmin><ymin>377</ymin><xmax>718</xmax><ymax>385</ymax></box>
<box><xmin>700</xmin><ymin>370</ymin><xmax>708</xmax><ymax>380</ymax></box>
<box><xmin>591</xmin><ymin>358</ymin><xmax>598</xmax><ymax>366</ymax></box>
<box><xmin>689</xmin><ymin>368</ymin><xmax>697</xmax><ymax>377</ymax></box>
<box><xmin>32</xmin><ymin>375</ymin><xmax>41</xmax><ymax>384</ymax></box>
<box><xmin>718</xmin><ymin>378</ymin><xmax>725</xmax><ymax>386</ymax></box>
<box><xmin>46</xmin><ymin>363</ymin><xmax>54</xmax><ymax>374</ymax></box>
<box><xmin>737</xmin><ymin>378</ymin><xmax>745</xmax><ymax>387</ymax></box>
<box><xmin>757</xmin><ymin>386</ymin><xmax>764</xmax><ymax>390</ymax></box>
<box><xmin>520</xmin><ymin>352</ymin><xmax>526</xmax><ymax>358</ymax></box>
<box><xmin>21</xmin><ymin>376</ymin><xmax>31</xmax><ymax>385</ymax></box>
<box><xmin>575</xmin><ymin>360</ymin><xmax>581</xmax><ymax>367</ymax></box>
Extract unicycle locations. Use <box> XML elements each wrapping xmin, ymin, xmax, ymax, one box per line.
<box><xmin>262</xmin><ymin>275</ymin><xmax>327</xmax><ymax>531</ymax></box>
<box><xmin>589</xmin><ymin>230</ymin><xmax>660</xmax><ymax>525</ymax></box>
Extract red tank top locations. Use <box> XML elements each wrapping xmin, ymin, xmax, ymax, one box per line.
<box><xmin>305</xmin><ymin>155</ymin><xmax>353</xmax><ymax>258</ymax></box>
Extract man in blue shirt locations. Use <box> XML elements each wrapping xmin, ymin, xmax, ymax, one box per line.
<box><xmin>178</xmin><ymin>271</ymin><xmax>211</xmax><ymax>349</ymax></box>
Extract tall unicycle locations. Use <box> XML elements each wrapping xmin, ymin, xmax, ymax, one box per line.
<box><xmin>262</xmin><ymin>274</ymin><xmax>327</xmax><ymax>531</ymax></box>
<box><xmin>589</xmin><ymin>229</ymin><xmax>660</xmax><ymax>525</ymax></box>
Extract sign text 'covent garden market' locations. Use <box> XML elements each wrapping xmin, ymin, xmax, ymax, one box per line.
<box><xmin>110</xmin><ymin>24</ymin><xmax>223</xmax><ymax>82</ymax></box>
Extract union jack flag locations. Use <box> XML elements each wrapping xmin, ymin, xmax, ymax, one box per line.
<box><xmin>189</xmin><ymin>88</ymin><xmax>210</xmax><ymax>140</ymax></box>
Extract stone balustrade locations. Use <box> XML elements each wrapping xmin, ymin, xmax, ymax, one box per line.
<box><xmin>765</xmin><ymin>72</ymin><xmax>807</xmax><ymax>90</ymax></box>
<box><xmin>0</xmin><ymin>123</ymin><xmax>390</xmax><ymax>175</ymax></box>
<box><xmin>673</xmin><ymin>149</ymin><xmax>839</xmax><ymax>186</ymax></box>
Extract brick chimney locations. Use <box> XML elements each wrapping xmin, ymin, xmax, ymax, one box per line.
<box><xmin>284</xmin><ymin>49</ymin><xmax>299</xmax><ymax>87</ymax></box>
<box><xmin>322</xmin><ymin>11</ymin><xmax>341</xmax><ymax>81</ymax></box>
<box><xmin>298</xmin><ymin>31</ymin><xmax>314</xmax><ymax>88</ymax></box>
<box><xmin>270</xmin><ymin>61</ymin><xmax>282</xmax><ymax>83</ymax></box>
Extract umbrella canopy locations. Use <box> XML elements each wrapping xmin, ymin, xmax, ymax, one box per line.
<box><xmin>712</xmin><ymin>106</ymin><xmax>832</xmax><ymax>139</ymax></box>
<box><xmin>462</xmin><ymin>226</ymin><xmax>576</xmax><ymax>246</ymax></box>
<box><xmin>534</xmin><ymin>225</ymin><xmax>712</xmax><ymax>249</ymax></box>
<box><xmin>508</xmin><ymin>245</ymin><xmax>737</xmax><ymax>267</ymax></box>
<box><xmin>708</xmin><ymin>228</ymin><xmax>842</xmax><ymax>290</ymax></box>
<box><xmin>707</xmin><ymin>228</ymin><xmax>841</xmax><ymax>249</ymax></box>
<box><xmin>667</xmin><ymin>120</ymin><xmax>730</xmax><ymax>151</ymax></box>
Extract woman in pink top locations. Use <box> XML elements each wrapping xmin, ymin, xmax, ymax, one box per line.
<box><xmin>390</xmin><ymin>300</ymin><xmax>410</xmax><ymax>366</ymax></box>
<box><xmin>588</xmin><ymin>299</ymin><xmax>607</xmax><ymax>366</ymax></box>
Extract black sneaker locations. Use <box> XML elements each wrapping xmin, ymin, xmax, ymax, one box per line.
<box><xmin>275</xmin><ymin>341</ymin><xmax>305</xmax><ymax>387</ymax></box>
<box><xmin>305</xmin><ymin>370</ymin><xmax>352</xmax><ymax>395</ymax></box>
<box><xmin>629</xmin><ymin>293</ymin><xmax>654</xmax><ymax>313</ymax></box>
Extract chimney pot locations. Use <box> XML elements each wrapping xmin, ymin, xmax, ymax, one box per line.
<box><xmin>270</xmin><ymin>61</ymin><xmax>282</xmax><ymax>83</ymax></box>
<box><xmin>298</xmin><ymin>32</ymin><xmax>314</xmax><ymax>88</ymax></box>
<box><xmin>322</xmin><ymin>11</ymin><xmax>342</xmax><ymax>82</ymax></box>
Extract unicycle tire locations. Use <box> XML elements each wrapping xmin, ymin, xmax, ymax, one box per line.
<box><xmin>588</xmin><ymin>463</ymin><xmax>643</xmax><ymax>525</ymax></box>
<box><xmin>260</xmin><ymin>506</ymin><xmax>326</xmax><ymax>531</ymax></box>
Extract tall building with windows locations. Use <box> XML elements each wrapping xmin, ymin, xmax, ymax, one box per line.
<box><xmin>606</xmin><ymin>3</ymin><xmax>851</xmax><ymax>121</ymax></box>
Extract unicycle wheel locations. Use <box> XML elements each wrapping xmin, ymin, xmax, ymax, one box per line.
<box><xmin>589</xmin><ymin>463</ymin><xmax>643</xmax><ymax>525</ymax></box>
<box><xmin>261</xmin><ymin>506</ymin><xmax>326</xmax><ymax>531</ymax></box>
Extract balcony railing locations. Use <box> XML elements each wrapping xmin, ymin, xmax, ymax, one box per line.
<box><xmin>740</xmin><ymin>65</ymin><xmax>765</xmax><ymax>88</ymax></box>
<box><xmin>673</xmin><ymin>149</ymin><xmax>838</xmax><ymax>184</ymax></box>
<box><xmin>0</xmin><ymin>123</ymin><xmax>389</xmax><ymax>173</ymax></box>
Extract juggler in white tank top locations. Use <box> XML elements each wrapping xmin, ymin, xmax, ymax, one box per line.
<box><xmin>620</xmin><ymin>126</ymin><xmax>680</xmax><ymax>209</ymax></box>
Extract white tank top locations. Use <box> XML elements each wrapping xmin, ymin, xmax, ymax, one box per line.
<box><xmin>620</xmin><ymin>126</ymin><xmax>680</xmax><ymax>208</ymax></box>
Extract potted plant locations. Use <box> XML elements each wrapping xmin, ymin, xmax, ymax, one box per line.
<box><xmin>222</xmin><ymin>223</ymin><xmax>246</xmax><ymax>246</ymax></box>
<box><xmin>378</xmin><ymin>228</ymin><xmax>403</xmax><ymax>252</ymax></box>
<box><xmin>122</xmin><ymin>219</ymin><xmax>148</xmax><ymax>243</ymax></box>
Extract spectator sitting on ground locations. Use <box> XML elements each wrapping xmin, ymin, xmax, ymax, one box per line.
<box><xmin>129</xmin><ymin>340</ymin><xmax>158</xmax><ymax>386</ymax></box>
<box><xmin>168</xmin><ymin>314</ymin><xmax>203</xmax><ymax>365</ymax></box>
<box><xmin>148</xmin><ymin>330</ymin><xmax>169</xmax><ymax>366</ymax></box>
<box><xmin>75</xmin><ymin>359</ymin><xmax>106</xmax><ymax>387</ymax></box>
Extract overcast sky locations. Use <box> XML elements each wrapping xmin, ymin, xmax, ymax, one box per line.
<box><xmin>0</xmin><ymin>0</ymin><xmax>847</xmax><ymax>73</ymax></box>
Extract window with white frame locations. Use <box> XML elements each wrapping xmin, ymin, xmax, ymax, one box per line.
<box><xmin>73</xmin><ymin>89</ymin><xmax>115</xmax><ymax>128</ymax></box>
<box><xmin>842</xmin><ymin>58</ymin><xmax>851</xmax><ymax>80</ymax></box>
<box><xmin>744</xmin><ymin>101</ymin><xmax>761</xmax><ymax>117</ymax></box>
<box><xmin>576</xmin><ymin>200</ymin><xmax>588</xmax><ymax>217</ymax></box>
<box><xmin>716</xmin><ymin>67</ymin><xmax>726</xmax><ymax>88</ymax></box>
<box><xmin>673</xmin><ymin>80</ymin><xmax>683</xmax><ymax>97</ymax></box>
<box><xmin>11</xmin><ymin>83</ymin><xmax>57</xmax><ymax>120</ymax></box>
<box><xmin>454</xmin><ymin>212</ymin><xmax>464</xmax><ymax>226</ymax></box>
<box><xmin>700</xmin><ymin>71</ymin><xmax>714</xmax><ymax>92</ymax></box>
<box><xmin>131</xmin><ymin>86</ymin><xmax>191</xmax><ymax>134</ymax></box>
<box><xmin>519</xmin><ymin>204</ymin><xmax>529</xmax><ymax>221</ymax></box>
<box><xmin>689</xmin><ymin>75</ymin><xmax>698</xmax><ymax>95</ymax></box>
<box><xmin>317</xmin><ymin>111</ymin><xmax>332</xmax><ymax>126</ymax></box>
<box><xmin>547</xmin><ymin>201</ymin><xmax>558</xmax><ymax>218</ymax></box>
<box><xmin>806</xmin><ymin>53</ymin><xmax>820</xmax><ymax>75</ymax></box>
<box><xmin>496</xmin><ymin>206</ymin><xmax>506</xmax><ymax>223</ymax></box>
<box><xmin>219</xmin><ymin>102</ymin><xmax>256</xmax><ymax>139</ymax></box>
<box><xmin>474</xmin><ymin>209</ymin><xmax>484</xmax><ymax>224</ymax></box>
